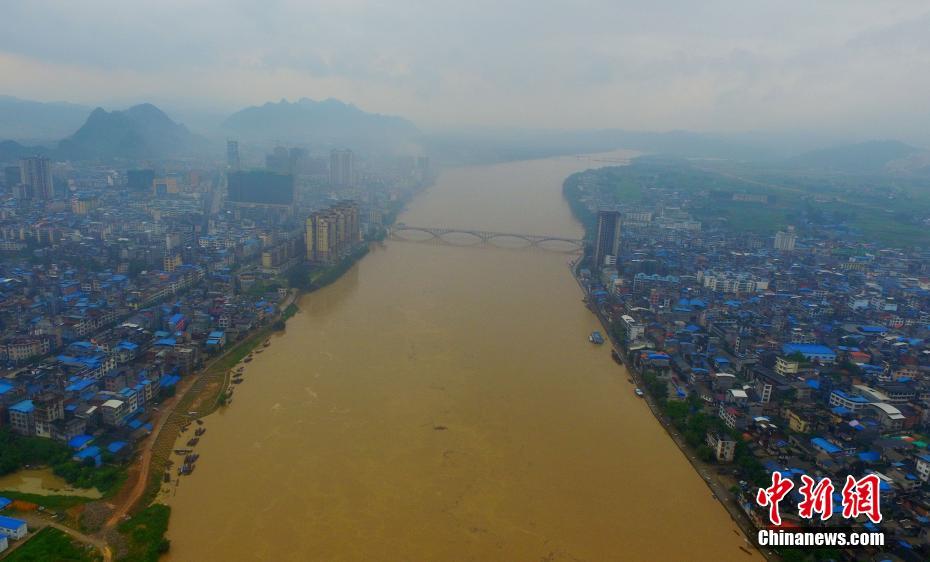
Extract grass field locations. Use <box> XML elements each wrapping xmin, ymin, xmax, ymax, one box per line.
<box><xmin>4</xmin><ymin>527</ymin><xmax>100</xmax><ymax>562</ymax></box>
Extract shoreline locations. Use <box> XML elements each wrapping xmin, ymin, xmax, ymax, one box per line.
<box><xmin>79</xmin><ymin>241</ymin><xmax>376</xmax><ymax>560</ymax></box>
<box><xmin>144</xmin><ymin>243</ymin><xmax>373</xmax><ymax>506</ymax></box>
<box><xmin>564</xmin><ymin>177</ymin><xmax>770</xmax><ymax>560</ymax></box>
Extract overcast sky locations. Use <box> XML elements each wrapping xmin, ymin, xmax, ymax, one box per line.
<box><xmin>2</xmin><ymin>1</ymin><xmax>929</xmax><ymax>139</ymax></box>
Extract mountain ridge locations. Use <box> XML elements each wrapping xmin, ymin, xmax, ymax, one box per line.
<box><xmin>221</xmin><ymin>97</ymin><xmax>419</xmax><ymax>145</ymax></box>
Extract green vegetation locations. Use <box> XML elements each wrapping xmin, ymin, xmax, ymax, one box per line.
<box><xmin>4</xmin><ymin>527</ymin><xmax>100</xmax><ymax>562</ymax></box>
<box><xmin>0</xmin><ymin>490</ymin><xmax>90</xmax><ymax>510</ymax></box>
<box><xmin>642</xmin><ymin>375</ymin><xmax>767</xmax><ymax>486</ymax></box>
<box><xmin>0</xmin><ymin>428</ymin><xmax>125</xmax><ymax>496</ymax></box>
<box><xmin>285</xmin><ymin>261</ymin><xmax>313</xmax><ymax>291</ymax></box>
<box><xmin>117</xmin><ymin>504</ymin><xmax>171</xmax><ymax>562</ymax></box>
<box><xmin>562</xmin><ymin>174</ymin><xmax>595</xmax><ymax>235</ymax></box>
<box><xmin>564</xmin><ymin>156</ymin><xmax>930</xmax><ymax>247</ymax></box>
<box><xmin>307</xmin><ymin>245</ymin><xmax>369</xmax><ymax>291</ymax></box>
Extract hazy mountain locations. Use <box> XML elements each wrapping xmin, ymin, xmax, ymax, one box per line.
<box><xmin>0</xmin><ymin>96</ymin><xmax>92</xmax><ymax>142</ymax></box>
<box><xmin>0</xmin><ymin>140</ymin><xmax>52</xmax><ymax>163</ymax></box>
<box><xmin>222</xmin><ymin>98</ymin><xmax>420</xmax><ymax>146</ymax></box>
<box><xmin>788</xmin><ymin>140</ymin><xmax>926</xmax><ymax>174</ymax></box>
<box><xmin>57</xmin><ymin>103</ymin><xmax>206</xmax><ymax>160</ymax></box>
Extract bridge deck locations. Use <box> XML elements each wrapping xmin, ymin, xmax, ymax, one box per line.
<box><xmin>389</xmin><ymin>225</ymin><xmax>584</xmax><ymax>249</ymax></box>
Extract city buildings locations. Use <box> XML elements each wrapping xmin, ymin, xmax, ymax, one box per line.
<box><xmin>226</xmin><ymin>140</ymin><xmax>240</xmax><ymax>171</ymax></box>
<box><xmin>570</xmin><ymin>162</ymin><xmax>930</xmax><ymax>550</ymax></box>
<box><xmin>593</xmin><ymin>209</ymin><xmax>621</xmax><ymax>268</ymax></box>
<box><xmin>20</xmin><ymin>156</ymin><xmax>54</xmax><ymax>200</ymax></box>
<box><xmin>330</xmin><ymin>149</ymin><xmax>356</xmax><ymax>188</ymax></box>
<box><xmin>774</xmin><ymin>226</ymin><xmax>797</xmax><ymax>251</ymax></box>
<box><xmin>305</xmin><ymin>201</ymin><xmax>361</xmax><ymax>262</ymax></box>
<box><xmin>227</xmin><ymin>170</ymin><xmax>295</xmax><ymax>207</ymax></box>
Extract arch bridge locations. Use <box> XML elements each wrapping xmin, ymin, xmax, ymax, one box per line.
<box><xmin>389</xmin><ymin>224</ymin><xmax>585</xmax><ymax>252</ymax></box>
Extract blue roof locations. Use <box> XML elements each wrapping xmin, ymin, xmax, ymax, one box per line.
<box><xmin>832</xmin><ymin>389</ymin><xmax>870</xmax><ymax>403</ymax></box>
<box><xmin>65</xmin><ymin>378</ymin><xmax>96</xmax><ymax>392</ymax></box>
<box><xmin>106</xmin><ymin>441</ymin><xmax>128</xmax><ymax>453</ymax></box>
<box><xmin>74</xmin><ymin>446</ymin><xmax>101</xmax><ymax>459</ymax></box>
<box><xmin>0</xmin><ymin>497</ymin><xmax>10</xmax><ymax>510</ymax></box>
<box><xmin>154</xmin><ymin>338</ymin><xmax>177</xmax><ymax>346</ymax></box>
<box><xmin>9</xmin><ymin>400</ymin><xmax>33</xmax><ymax>414</ymax></box>
<box><xmin>858</xmin><ymin>451</ymin><xmax>880</xmax><ymax>462</ymax></box>
<box><xmin>810</xmin><ymin>437</ymin><xmax>842</xmax><ymax>454</ymax></box>
<box><xmin>68</xmin><ymin>435</ymin><xmax>94</xmax><ymax>449</ymax></box>
<box><xmin>0</xmin><ymin>381</ymin><xmax>13</xmax><ymax>394</ymax></box>
<box><xmin>159</xmin><ymin>374</ymin><xmax>181</xmax><ymax>388</ymax></box>
<box><xmin>805</xmin><ymin>379</ymin><xmax>820</xmax><ymax>389</ymax></box>
<box><xmin>0</xmin><ymin>515</ymin><xmax>25</xmax><ymax>530</ymax></box>
<box><xmin>783</xmin><ymin>343</ymin><xmax>835</xmax><ymax>357</ymax></box>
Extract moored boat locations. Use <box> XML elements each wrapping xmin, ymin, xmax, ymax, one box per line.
<box><xmin>634</xmin><ymin>388</ymin><xmax>644</xmax><ymax>397</ymax></box>
<box><xmin>588</xmin><ymin>331</ymin><xmax>604</xmax><ymax>344</ymax></box>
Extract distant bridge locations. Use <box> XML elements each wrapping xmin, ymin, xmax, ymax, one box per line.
<box><xmin>389</xmin><ymin>225</ymin><xmax>585</xmax><ymax>252</ymax></box>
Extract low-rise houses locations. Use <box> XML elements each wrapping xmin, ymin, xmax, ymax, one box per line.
<box><xmin>573</xmin><ymin>163</ymin><xmax>930</xmax><ymax>554</ymax></box>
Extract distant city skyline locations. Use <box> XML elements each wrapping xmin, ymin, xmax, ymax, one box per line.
<box><xmin>1</xmin><ymin>2</ymin><xmax>930</xmax><ymax>142</ymax></box>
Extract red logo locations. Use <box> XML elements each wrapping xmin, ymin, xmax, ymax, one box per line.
<box><xmin>756</xmin><ymin>472</ymin><xmax>883</xmax><ymax>525</ymax></box>
<box><xmin>797</xmin><ymin>475</ymin><xmax>834</xmax><ymax>521</ymax></box>
<box><xmin>841</xmin><ymin>474</ymin><xmax>882</xmax><ymax>524</ymax></box>
<box><xmin>756</xmin><ymin>472</ymin><xmax>794</xmax><ymax>526</ymax></box>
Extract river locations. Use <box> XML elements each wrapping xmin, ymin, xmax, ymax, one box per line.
<box><xmin>164</xmin><ymin>152</ymin><xmax>757</xmax><ymax>561</ymax></box>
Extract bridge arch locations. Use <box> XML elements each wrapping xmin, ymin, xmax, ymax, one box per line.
<box><xmin>389</xmin><ymin>226</ymin><xmax>583</xmax><ymax>253</ymax></box>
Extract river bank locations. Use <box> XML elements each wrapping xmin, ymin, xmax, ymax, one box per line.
<box><xmin>162</xmin><ymin>152</ymin><xmax>751</xmax><ymax>561</ymax></box>
<box><xmin>564</xmin><ymin>175</ymin><xmax>768</xmax><ymax>560</ymax></box>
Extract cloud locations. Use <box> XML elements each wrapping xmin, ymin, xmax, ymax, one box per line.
<box><xmin>0</xmin><ymin>0</ymin><xmax>928</xmax><ymax>140</ymax></box>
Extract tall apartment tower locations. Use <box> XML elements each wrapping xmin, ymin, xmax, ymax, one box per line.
<box><xmin>774</xmin><ymin>226</ymin><xmax>797</xmax><ymax>251</ymax></box>
<box><xmin>329</xmin><ymin>149</ymin><xmax>355</xmax><ymax>187</ymax></box>
<box><xmin>226</xmin><ymin>140</ymin><xmax>241</xmax><ymax>171</ymax></box>
<box><xmin>20</xmin><ymin>156</ymin><xmax>53</xmax><ymax>200</ymax></box>
<box><xmin>593</xmin><ymin>209</ymin><xmax>622</xmax><ymax>268</ymax></box>
<box><xmin>306</xmin><ymin>201</ymin><xmax>361</xmax><ymax>262</ymax></box>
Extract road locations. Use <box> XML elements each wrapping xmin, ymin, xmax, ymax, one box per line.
<box><xmin>11</xmin><ymin>512</ymin><xmax>112</xmax><ymax>562</ymax></box>
<box><xmin>102</xmin><ymin>289</ymin><xmax>299</xmax><ymax>531</ymax></box>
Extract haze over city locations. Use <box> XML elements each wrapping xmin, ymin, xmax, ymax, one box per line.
<box><xmin>1</xmin><ymin>1</ymin><xmax>930</xmax><ymax>140</ymax></box>
<box><xmin>2</xmin><ymin>2</ymin><xmax>930</xmax><ymax>561</ymax></box>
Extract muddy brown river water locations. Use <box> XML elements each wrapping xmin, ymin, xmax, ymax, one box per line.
<box><xmin>164</xmin><ymin>152</ymin><xmax>757</xmax><ymax>561</ymax></box>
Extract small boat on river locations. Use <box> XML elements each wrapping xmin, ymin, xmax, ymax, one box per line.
<box><xmin>589</xmin><ymin>331</ymin><xmax>604</xmax><ymax>344</ymax></box>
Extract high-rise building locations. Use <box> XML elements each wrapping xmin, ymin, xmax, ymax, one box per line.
<box><xmin>127</xmin><ymin>169</ymin><xmax>155</xmax><ymax>190</ymax></box>
<box><xmin>20</xmin><ymin>156</ymin><xmax>53</xmax><ymax>200</ymax></box>
<box><xmin>3</xmin><ymin>165</ymin><xmax>20</xmax><ymax>191</ymax></box>
<box><xmin>774</xmin><ymin>226</ymin><xmax>797</xmax><ymax>251</ymax></box>
<box><xmin>305</xmin><ymin>201</ymin><xmax>361</xmax><ymax>262</ymax></box>
<box><xmin>226</xmin><ymin>140</ymin><xmax>241</xmax><ymax>171</ymax></box>
<box><xmin>593</xmin><ymin>209</ymin><xmax>622</xmax><ymax>268</ymax></box>
<box><xmin>227</xmin><ymin>171</ymin><xmax>295</xmax><ymax>207</ymax></box>
<box><xmin>330</xmin><ymin>149</ymin><xmax>355</xmax><ymax>187</ymax></box>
